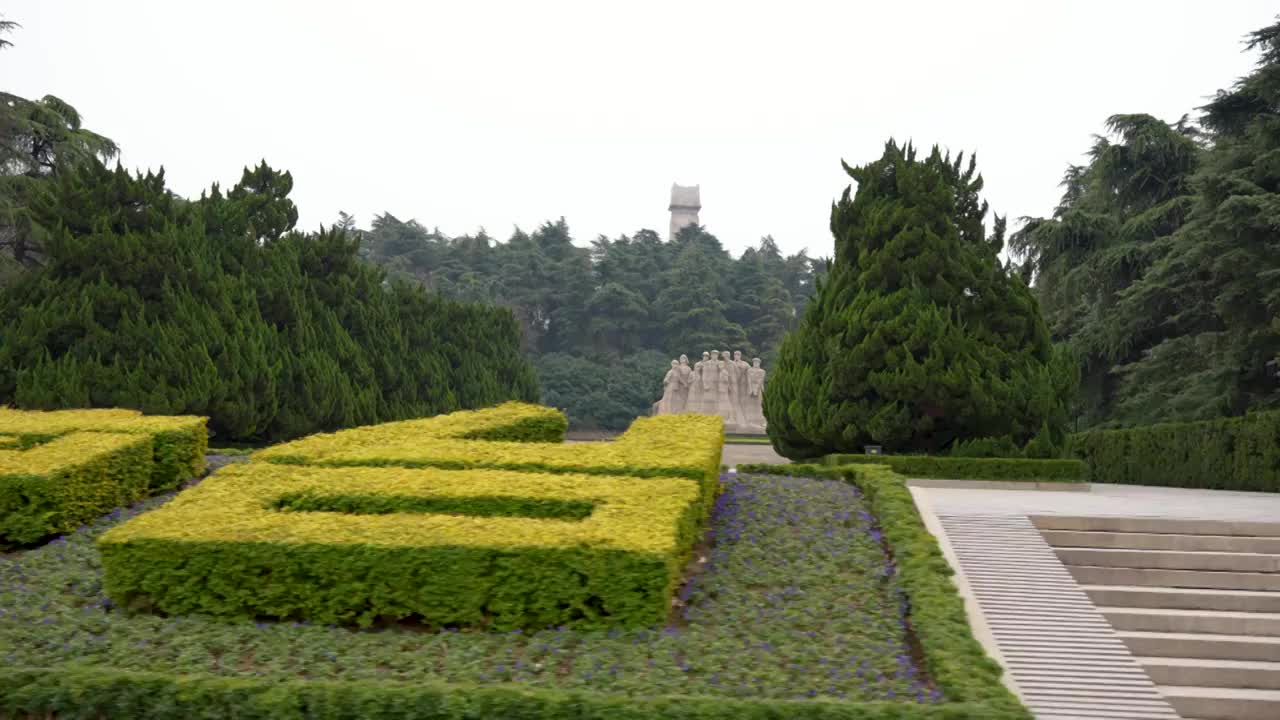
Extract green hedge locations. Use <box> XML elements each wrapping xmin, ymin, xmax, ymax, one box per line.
<box><xmin>0</xmin><ymin>409</ymin><xmax>208</xmax><ymax>492</ymax></box>
<box><xmin>99</xmin><ymin>464</ymin><xmax>703</xmax><ymax>630</ymax></box>
<box><xmin>821</xmin><ymin>454</ymin><xmax>1087</xmax><ymax>482</ymax></box>
<box><xmin>738</xmin><ymin>463</ymin><xmax>1028</xmax><ymax>717</ymax></box>
<box><xmin>0</xmin><ymin>432</ymin><xmax>152</xmax><ymax>545</ymax></box>
<box><xmin>0</xmin><ymin>667</ymin><xmax>1007</xmax><ymax>720</ymax></box>
<box><xmin>1073</xmin><ymin>411</ymin><xmax>1280</xmax><ymax>492</ymax></box>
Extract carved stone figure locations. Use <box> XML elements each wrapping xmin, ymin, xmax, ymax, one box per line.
<box><xmin>717</xmin><ymin>352</ymin><xmax>737</xmax><ymax>425</ymax></box>
<box><xmin>732</xmin><ymin>350</ymin><xmax>750</xmax><ymax>422</ymax></box>
<box><xmin>675</xmin><ymin>354</ymin><xmax>693</xmax><ymax>412</ymax></box>
<box><xmin>747</xmin><ymin>357</ymin><xmax>765</xmax><ymax>397</ymax></box>
<box><xmin>702</xmin><ymin>350</ymin><xmax>721</xmax><ymax>414</ymax></box>
<box><xmin>688</xmin><ymin>351</ymin><xmax>710</xmax><ymax>413</ymax></box>
<box><xmin>652</xmin><ymin>360</ymin><xmax>683</xmax><ymax>416</ymax></box>
<box><xmin>650</xmin><ymin>349</ymin><xmax>766</xmax><ymax>433</ymax></box>
<box><xmin>745</xmin><ymin>357</ymin><xmax>767</xmax><ymax>427</ymax></box>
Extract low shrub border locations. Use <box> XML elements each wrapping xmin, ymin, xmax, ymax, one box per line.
<box><xmin>1073</xmin><ymin>410</ymin><xmax>1280</xmax><ymax>492</ymax></box>
<box><xmin>0</xmin><ymin>668</ymin><xmax>999</xmax><ymax>720</ymax></box>
<box><xmin>255</xmin><ymin>404</ymin><xmax>724</xmax><ymax>523</ymax></box>
<box><xmin>821</xmin><ymin>454</ymin><xmax>1087</xmax><ymax>483</ymax></box>
<box><xmin>739</xmin><ymin>463</ymin><xmax>1027</xmax><ymax>716</ymax></box>
<box><xmin>256</xmin><ymin>405</ymin><xmax>720</xmax><ymax>489</ymax></box>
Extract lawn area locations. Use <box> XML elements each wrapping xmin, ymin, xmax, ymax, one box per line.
<box><xmin>0</xmin><ymin>471</ymin><xmax>936</xmax><ymax>704</ymax></box>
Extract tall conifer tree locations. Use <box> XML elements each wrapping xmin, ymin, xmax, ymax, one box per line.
<box><xmin>765</xmin><ymin>142</ymin><xmax>1074</xmax><ymax>457</ymax></box>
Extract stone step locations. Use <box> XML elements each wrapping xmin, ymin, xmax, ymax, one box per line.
<box><xmin>1069</xmin><ymin>565</ymin><xmax>1280</xmax><ymax>592</ymax></box>
<box><xmin>1102</xmin><ymin>607</ymin><xmax>1280</xmax><ymax>636</ymax></box>
<box><xmin>1034</xmin><ymin>516</ymin><xmax>1280</xmax><ymax>538</ymax></box>
<box><xmin>1119</xmin><ymin>631</ymin><xmax>1280</xmax><ymax>662</ymax></box>
<box><xmin>1157</xmin><ymin>685</ymin><xmax>1280</xmax><ymax>720</ymax></box>
<box><xmin>1056</xmin><ymin>547</ymin><xmax>1280</xmax><ymax>573</ymax></box>
<box><xmin>1043</xmin><ymin>529</ymin><xmax>1280</xmax><ymax>554</ymax></box>
<box><xmin>1081</xmin><ymin>585</ymin><xmax>1280</xmax><ymax>613</ymax></box>
<box><xmin>1137</xmin><ymin>657</ymin><xmax>1280</xmax><ymax>690</ymax></box>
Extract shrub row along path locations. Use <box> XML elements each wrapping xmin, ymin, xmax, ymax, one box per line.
<box><xmin>913</xmin><ymin>482</ymin><xmax>1280</xmax><ymax>720</ymax></box>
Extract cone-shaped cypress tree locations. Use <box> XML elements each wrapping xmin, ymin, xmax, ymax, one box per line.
<box><xmin>764</xmin><ymin>141</ymin><xmax>1074</xmax><ymax>457</ymax></box>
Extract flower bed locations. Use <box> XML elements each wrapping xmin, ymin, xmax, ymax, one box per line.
<box><xmin>1</xmin><ymin>467</ymin><xmax>1028</xmax><ymax>719</ymax></box>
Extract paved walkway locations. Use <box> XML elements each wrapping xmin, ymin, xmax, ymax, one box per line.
<box><xmin>920</xmin><ymin>482</ymin><xmax>1280</xmax><ymax>521</ymax></box>
<box><xmin>913</xmin><ymin>482</ymin><xmax>1280</xmax><ymax>720</ymax></box>
<box><xmin>720</xmin><ymin>443</ymin><xmax>788</xmax><ymax>466</ymax></box>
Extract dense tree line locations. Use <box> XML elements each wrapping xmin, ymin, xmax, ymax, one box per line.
<box><xmin>355</xmin><ymin>216</ymin><xmax>822</xmax><ymax>428</ymax></box>
<box><xmin>1</xmin><ymin>18</ymin><xmax>119</xmax><ymax>288</ymax></box>
<box><xmin>1012</xmin><ymin>19</ymin><xmax>1280</xmax><ymax>428</ymax></box>
<box><xmin>0</xmin><ymin>159</ymin><xmax>538</xmax><ymax>442</ymax></box>
<box><xmin>4</xmin><ymin>14</ymin><xmax>1277</xmax><ymax>442</ymax></box>
<box><xmin>0</xmin><ymin>19</ymin><xmax>537</xmax><ymax>443</ymax></box>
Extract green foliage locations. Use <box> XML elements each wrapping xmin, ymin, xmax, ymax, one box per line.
<box><xmin>0</xmin><ymin>160</ymin><xmax>539</xmax><ymax>443</ymax></box>
<box><xmin>947</xmin><ymin>436</ymin><xmax>1022</xmax><ymax>458</ymax></box>
<box><xmin>272</xmin><ymin>492</ymin><xmax>596</xmax><ymax>520</ymax></box>
<box><xmin>535</xmin><ymin>350</ymin><xmax>667</xmax><ymax>430</ymax></box>
<box><xmin>0</xmin><ymin>432</ymin><xmax>151</xmax><ymax>545</ymax></box>
<box><xmin>0</xmin><ymin>408</ymin><xmax>207</xmax><ymax>545</ymax></box>
<box><xmin>0</xmin><ymin>408</ymin><xmax>207</xmax><ymax>492</ymax></box>
<box><xmin>736</xmin><ymin>463</ymin><xmax>1030</xmax><ymax>718</ymax></box>
<box><xmin>1014</xmin><ymin>20</ymin><xmax>1280</xmax><ymax>428</ymax></box>
<box><xmin>1074</xmin><ymin>410</ymin><xmax>1280</xmax><ymax>491</ymax></box>
<box><xmin>99</xmin><ymin>465</ymin><xmax>704</xmax><ymax>630</ymax></box>
<box><xmin>1109</xmin><ymin>25</ymin><xmax>1280</xmax><ymax>422</ymax></box>
<box><xmin>658</xmin><ymin>235</ymin><xmax>748</xmax><ymax>353</ymax></box>
<box><xmin>1021</xmin><ymin>423</ymin><xmax>1060</xmax><ymax>459</ymax></box>
<box><xmin>765</xmin><ymin>142</ymin><xmax>1073</xmax><ymax>458</ymax></box>
<box><xmin>2</xmin><ymin>468</ymin><xmax>1023</xmax><ymax>718</ymax></box>
<box><xmin>819</xmin><ymin>454</ymin><xmax>1087</xmax><ymax>483</ymax></box>
<box><xmin>0</xmin><ymin>668</ymin><xmax>1009</xmax><ymax>720</ymax></box>
<box><xmin>1</xmin><ymin>22</ymin><xmax>117</xmax><ymax>273</ymax></box>
<box><xmin>359</xmin><ymin>215</ymin><xmax>822</xmax><ymax>429</ymax></box>
<box><xmin>101</xmin><ymin>407</ymin><xmax>719</xmax><ymax>629</ymax></box>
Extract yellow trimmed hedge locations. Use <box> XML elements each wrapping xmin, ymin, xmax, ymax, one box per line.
<box><xmin>0</xmin><ymin>408</ymin><xmax>208</xmax><ymax>491</ymax></box>
<box><xmin>99</xmin><ymin>463</ymin><xmax>704</xmax><ymax>629</ymax></box>
<box><xmin>102</xmin><ymin>403</ymin><xmax>724</xmax><ymax>629</ymax></box>
<box><xmin>0</xmin><ymin>432</ymin><xmax>152</xmax><ymax>544</ymax></box>
<box><xmin>255</xmin><ymin>404</ymin><xmax>723</xmax><ymax>507</ymax></box>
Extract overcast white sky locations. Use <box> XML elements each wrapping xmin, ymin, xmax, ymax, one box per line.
<box><xmin>3</xmin><ymin>1</ymin><xmax>1276</xmax><ymax>258</ymax></box>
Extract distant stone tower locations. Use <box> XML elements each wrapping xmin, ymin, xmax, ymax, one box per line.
<box><xmin>669</xmin><ymin>184</ymin><xmax>701</xmax><ymax>240</ymax></box>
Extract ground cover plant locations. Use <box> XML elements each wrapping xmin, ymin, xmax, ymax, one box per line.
<box><xmin>0</xmin><ymin>471</ymin><xmax>985</xmax><ymax>717</ymax></box>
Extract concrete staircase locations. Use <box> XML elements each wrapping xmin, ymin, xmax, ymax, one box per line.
<box><xmin>1036</xmin><ymin>516</ymin><xmax>1280</xmax><ymax>720</ymax></box>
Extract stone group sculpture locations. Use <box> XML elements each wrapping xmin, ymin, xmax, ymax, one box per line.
<box><xmin>651</xmin><ymin>350</ymin><xmax>766</xmax><ymax>434</ymax></box>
